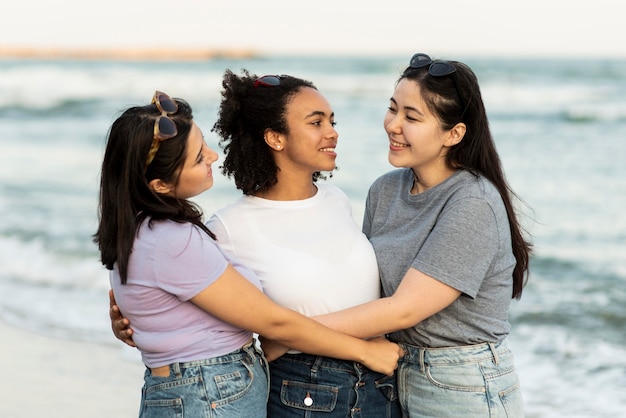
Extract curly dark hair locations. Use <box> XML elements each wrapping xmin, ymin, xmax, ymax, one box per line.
<box><xmin>212</xmin><ymin>69</ymin><xmax>330</xmax><ymax>195</ymax></box>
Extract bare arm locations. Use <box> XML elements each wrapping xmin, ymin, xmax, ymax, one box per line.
<box><xmin>314</xmin><ymin>267</ymin><xmax>462</xmax><ymax>339</ymax></box>
<box><xmin>259</xmin><ymin>268</ymin><xmax>460</xmax><ymax>360</ymax></box>
<box><xmin>190</xmin><ymin>264</ymin><xmax>401</xmax><ymax>375</ymax></box>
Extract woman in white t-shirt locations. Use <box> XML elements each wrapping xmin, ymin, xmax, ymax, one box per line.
<box><xmin>209</xmin><ymin>71</ymin><xmax>401</xmax><ymax>417</ymax></box>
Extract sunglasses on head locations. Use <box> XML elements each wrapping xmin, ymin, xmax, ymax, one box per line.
<box><xmin>407</xmin><ymin>53</ymin><xmax>457</xmax><ymax>76</ymax></box>
<box><xmin>146</xmin><ymin>90</ymin><xmax>178</xmax><ymax>167</ymax></box>
<box><xmin>405</xmin><ymin>53</ymin><xmax>466</xmax><ymax>113</ymax></box>
<box><xmin>253</xmin><ymin>74</ymin><xmax>293</xmax><ymax>88</ymax></box>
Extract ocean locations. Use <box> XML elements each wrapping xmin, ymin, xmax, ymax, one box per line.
<box><xmin>0</xmin><ymin>54</ymin><xmax>625</xmax><ymax>417</ymax></box>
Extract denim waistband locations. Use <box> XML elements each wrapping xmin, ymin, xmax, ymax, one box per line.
<box><xmin>156</xmin><ymin>339</ymin><xmax>260</xmax><ymax>378</ymax></box>
<box><xmin>399</xmin><ymin>341</ymin><xmax>509</xmax><ymax>372</ymax></box>
<box><xmin>277</xmin><ymin>352</ymin><xmax>363</xmax><ymax>373</ymax></box>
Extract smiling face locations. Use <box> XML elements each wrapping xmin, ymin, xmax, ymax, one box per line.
<box><xmin>174</xmin><ymin>122</ymin><xmax>219</xmax><ymax>199</ymax></box>
<box><xmin>272</xmin><ymin>87</ymin><xmax>339</xmax><ymax>176</ymax></box>
<box><xmin>151</xmin><ymin>122</ymin><xmax>219</xmax><ymax>200</ymax></box>
<box><xmin>384</xmin><ymin>78</ymin><xmax>454</xmax><ymax>174</ymax></box>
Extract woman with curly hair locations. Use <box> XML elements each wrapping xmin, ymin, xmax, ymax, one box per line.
<box><xmin>208</xmin><ymin>70</ymin><xmax>401</xmax><ymax>417</ymax></box>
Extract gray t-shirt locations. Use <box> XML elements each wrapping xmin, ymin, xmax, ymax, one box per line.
<box><xmin>363</xmin><ymin>169</ymin><xmax>516</xmax><ymax>347</ymax></box>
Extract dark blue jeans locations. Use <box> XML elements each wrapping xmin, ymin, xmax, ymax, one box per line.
<box><xmin>268</xmin><ymin>353</ymin><xmax>401</xmax><ymax>417</ymax></box>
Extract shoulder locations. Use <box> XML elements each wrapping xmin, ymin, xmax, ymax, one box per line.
<box><xmin>207</xmin><ymin>196</ymin><xmax>249</xmax><ymax>226</ymax></box>
<box><xmin>316</xmin><ymin>182</ymin><xmax>354</xmax><ymax>214</ymax></box>
<box><xmin>442</xmin><ymin>172</ymin><xmax>505</xmax><ymax>222</ymax></box>
<box><xmin>448</xmin><ymin>171</ymin><xmax>501</xmax><ymax>206</ymax></box>
<box><xmin>148</xmin><ymin>219</ymin><xmax>214</xmax><ymax>250</ymax></box>
<box><xmin>318</xmin><ymin>182</ymin><xmax>349</xmax><ymax>200</ymax></box>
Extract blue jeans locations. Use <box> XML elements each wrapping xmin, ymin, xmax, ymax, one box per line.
<box><xmin>139</xmin><ymin>340</ymin><xmax>269</xmax><ymax>417</ymax></box>
<box><xmin>268</xmin><ymin>353</ymin><xmax>401</xmax><ymax>417</ymax></box>
<box><xmin>397</xmin><ymin>340</ymin><xmax>524</xmax><ymax>417</ymax></box>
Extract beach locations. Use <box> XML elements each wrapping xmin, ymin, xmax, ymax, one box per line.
<box><xmin>1</xmin><ymin>56</ymin><xmax>625</xmax><ymax>417</ymax></box>
<box><xmin>0</xmin><ymin>320</ymin><xmax>145</xmax><ymax>418</ymax></box>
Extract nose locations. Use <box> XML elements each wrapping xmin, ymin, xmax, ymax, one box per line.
<box><xmin>206</xmin><ymin>146</ymin><xmax>219</xmax><ymax>164</ymax></box>
<box><xmin>384</xmin><ymin>112</ymin><xmax>401</xmax><ymax>134</ymax></box>
<box><xmin>326</xmin><ymin>124</ymin><xmax>339</xmax><ymax>142</ymax></box>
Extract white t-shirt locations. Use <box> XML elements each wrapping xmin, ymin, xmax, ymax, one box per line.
<box><xmin>207</xmin><ymin>183</ymin><xmax>380</xmax><ymax>317</ymax></box>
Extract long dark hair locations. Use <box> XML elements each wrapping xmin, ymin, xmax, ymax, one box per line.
<box><xmin>401</xmin><ymin>57</ymin><xmax>532</xmax><ymax>299</ymax></box>
<box><xmin>93</xmin><ymin>96</ymin><xmax>213</xmax><ymax>284</ymax></box>
<box><xmin>212</xmin><ymin>69</ymin><xmax>327</xmax><ymax>195</ymax></box>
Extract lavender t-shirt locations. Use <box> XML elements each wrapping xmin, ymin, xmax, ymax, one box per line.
<box><xmin>110</xmin><ymin>218</ymin><xmax>262</xmax><ymax>368</ymax></box>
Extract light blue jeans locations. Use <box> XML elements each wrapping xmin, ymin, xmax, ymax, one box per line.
<box><xmin>397</xmin><ymin>340</ymin><xmax>523</xmax><ymax>417</ymax></box>
<box><xmin>139</xmin><ymin>340</ymin><xmax>269</xmax><ymax>417</ymax></box>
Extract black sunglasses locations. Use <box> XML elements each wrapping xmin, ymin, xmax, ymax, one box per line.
<box><xmin>405</xmin><ymin>53</ymin><xmax>466</xmax><ymax>114</ymax></box>
<box><xmin>407</xmin><ymin>53</ymin><xmax>457</xmax><ymax>76</ymax></box>
<box><xmin>253</xmin><ymin>74</ymin><xmax>293</xmax><ymax>88</ymax></box>
<box><xmin>254</xmin><ymin>75</ymin><xmax>281</xmax><ymax>88</ymax></box>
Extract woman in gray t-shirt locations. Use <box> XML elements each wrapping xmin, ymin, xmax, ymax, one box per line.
<box><xmin>317</xmin><ymin>53</ymin><xmax>532</xmax><ymax>417</ymax></box>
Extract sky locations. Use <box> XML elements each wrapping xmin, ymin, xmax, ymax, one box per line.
<box><xmin>3</xmin><ymin>0</ymin><xmax>625</xmax><ymax>59</ymax></box>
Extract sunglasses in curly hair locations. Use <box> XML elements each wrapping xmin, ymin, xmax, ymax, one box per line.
<box><xmin>253</xmin><ymin>74</ymin><xmax>295</xmax><ymax>88</ymax></box>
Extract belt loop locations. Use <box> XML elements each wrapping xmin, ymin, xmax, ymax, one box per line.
<box><xmin>419</xmin><ymin>348</ymin><xmax>426</xmax><ymax>373</ymax></box>
<box><xmin>172</xmin><ymin>362</ymin><xmax>182</xmax><ymax>378</ymax></box>
<box><xmin>488</xmin><ymin>342</ymin><xmax>499</xmax><ymax>366</ymax></box>
<box><xmin>245</xmin><ymin>339</ymin><xmax>262</xmax><ymax>366</ymax></box>
<box><xmin>242</xmin><ymin>339</ymin><xmax>254</xmax><ymax>357</ymax></box>
<box><xmin>311</xmin><ymin>356</ymin><xmax>323</xmax><ymax>383</ymax></box>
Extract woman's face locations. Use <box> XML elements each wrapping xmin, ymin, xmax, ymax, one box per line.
<box><xmin>384</xmin><ymin>78</ymin><xmax>451</xmax><ymax>173</ymax></box>
<box><xmin>170</xmin><ymin>122</ymin><xmax>218</xmax><ymax>199</ymax></box>
<box><xmin>279</xmin><ymin>87</ymin><xmax>339</xmax><ymax>174</ymax></box>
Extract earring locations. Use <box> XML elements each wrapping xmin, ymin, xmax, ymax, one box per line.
<box><xmin>276</xmin><ymin>145</ymin><xmax>281</xmax><ymax>149</ymax></box>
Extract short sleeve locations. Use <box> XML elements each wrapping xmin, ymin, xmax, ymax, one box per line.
<box><xmin>154</xmin><ymin>223</ymin><xmax>229</xmax><ymax>301</ymax></box>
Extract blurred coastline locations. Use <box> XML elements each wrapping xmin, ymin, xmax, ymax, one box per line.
<box><xmin>0</xmin><ymin>44</ymin><xmax>257</xmax><ymax>61</ymax></box>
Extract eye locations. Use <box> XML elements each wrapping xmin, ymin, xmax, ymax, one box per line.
<box><xmin>196</xmin><ymin>145</ymin><xmax>207</xmax><ymax>164</ymax></box>
<box><xmin>331</xmin><ymin>121</ymin><xmax>337</xmax><ymax>127</ymax></box>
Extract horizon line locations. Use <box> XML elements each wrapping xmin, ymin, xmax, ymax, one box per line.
<box><xmin>0</xmin><ymin>45</ymin><xmax>259</xmax><ymax>61</ymax></box>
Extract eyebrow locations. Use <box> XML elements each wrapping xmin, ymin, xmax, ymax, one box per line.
<box><xmin>389</xmin><ymin>97</ymin><xmax>424</xmax><ymax>116</ymax></box>
<box><xmin>304</xmin><ymin>110</ymin><xmax>334</xmax><ymax>119</ymax></box>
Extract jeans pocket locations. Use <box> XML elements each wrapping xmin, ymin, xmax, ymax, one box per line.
<box><xmin>214</xmin><ymin>367</ymin><xmax>250</xmax><ymax>400</ymax></box>
<box><xmin>142</xmin><ymin>377</ymin><xmax>200</xmax><ymax>418</ymax></box>
<box><xmin>279</xmin><ymin>380</ymin><xmax>339</xmax><ymax>412</ymax></box>
<box><xmin>140</xmin><ymin>398</ymin><xmax>183</xmax><ymax>418</ymax></box>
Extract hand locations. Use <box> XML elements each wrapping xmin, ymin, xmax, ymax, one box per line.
<box><xmin>361</xmin><ymin>336</ymin><xmax>402</xmax><ymax>376</ymax></box>
<box><xmin>109</xmin><ymin>289</ymin><xmax>137</xmax><ymax>347</ymax></box>
<box><xmin>258</xmin><ymin>336</ymin><xmax>290</xmax><ymax>362</ymax></box>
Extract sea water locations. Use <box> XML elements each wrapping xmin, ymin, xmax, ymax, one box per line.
<box><xmin>0</xmin><ymin>55</ymin><xmax>625</xmax><ymax>417</ymax></box>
